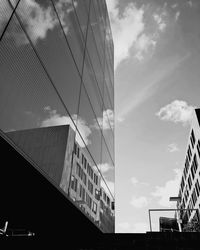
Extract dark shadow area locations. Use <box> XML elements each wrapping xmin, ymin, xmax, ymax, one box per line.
<box><xmin>0</xmin><ymin>133</ymin><xmax>103</xmax><ymax>246</ymax></box>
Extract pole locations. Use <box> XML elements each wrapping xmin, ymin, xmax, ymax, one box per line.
<box><xmin>148</xmin><ymin>210</ymin><xmax>152</xmax><ymax>232</ymax></box>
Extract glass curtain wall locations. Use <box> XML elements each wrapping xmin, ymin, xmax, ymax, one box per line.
<box><xmin>0</xmin><ymin>0</ymin><xmax>114</xmax><ymax>232</ymax></box>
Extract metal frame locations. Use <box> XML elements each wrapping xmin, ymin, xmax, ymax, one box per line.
<box><xmin>148</xmin><ymin>208</ymin><xmax>199</xmax><ymax>232</ymax></box>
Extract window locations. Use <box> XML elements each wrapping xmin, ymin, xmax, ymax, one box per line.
<box><xmin>191</xmin><ymin>154</ymin><xmax>198</xmax><ymax>179</ymax></box>
<box><xmin>190</xmin><ymin>129</ymin><xmax>196</xmax><ymax>148</ymax></box>
<box><xmin>95</xmin><ymin>189</ymin><xmax>100</xmax><ymax>200</ymax></box>
<box><xmin>82</xmin><ymin>187</ymin><xmax>85</xmax><ymax>201</ymax></box>
<box><xmin>88</xmin><ymin>180</ymin><xmax>93</xmax><ymax>195</ymax></box>
<box><xmin>197</xmin><ymin>140</ymin><xmax>200</xmax><ymax>158</ymax></box>
<box><xmin>195</xmin><ymin>179</ymin><xmax>200</xmax><ymax>198</ymax></box>
<box><xmin>107</xmin><ymin>196</ymin><xmax>110</xmax><ymax>207</ymax></box>
<box><xmin>83</xmin><ymin>172</ymin><xmax>87</xmax><ymax>185</ymax></box>
<box><xmin>86</xmin><ymin>193</ymin><xmax>92</xmax><ymax>209</ymax></box>
<box><xmin>90</xmin><ymin>168</ymin><xmax>94</xmax><ymax>179</ymax></box>
<box><xmin>185</xmin><ymin>156</ymin><xmax>189</xmax><ymax>174</ymax></box>
<box><xmin>183</xmin><ymin>167</ymin><xmax>187</xmax><ymax>180</ymax></box>
<box><xmin>100</xmin><ymin>200</ymin><xmax>104</xmax><ymax>209</ymax></box>
<box><xmin>188</xmin><ymin>145</ymin><xmax>192</xmax><ymax>162</ymax></box>
<box><xmin>77</xmin><ymin>147</ymin><xmax>80</xmax><ymax>158</ymax></box>
<box><xmin>74</xmin><ymin>143</ymin><xmax>77</xmax><ymax>155</ymax></box>
<box><xmin>71</xmin><ymin>175</ymin><xmax>77</xmax><ymax>192</ymax></box>
<box><xmin>188</xmin><ymin>175</ymin><xmax>192</xmax><ymax>190</ymax></box>
<box><xmin>182</xmin><ymin>198</ymin><xmax>185</xmax><ymax>209</ymax></box>
<box><xmin>76</xmin><ymin>163</ymin><xmax>81</xmax><ymax>177</ymax></box>
<box><xmin>92</xmin><ymin>202</ymin><xmax>97</xmax><ymax>214</ymax></box>
<box><xmin>84</xmin><ymin>158</ymin><xmax>87</xmax><ymax>169</ymax></box>
<box><xmin>103</xmin><ymin>192</ymin><xmax>106</xmax><ymax>202</ymax></box>
<box><xmin>191</xmin><ymin>189</ymin><xmax>197</xmax><ymax>207</ymax></box>
<box><xmin>82</xmin><ymin>154</ymin><xmax>84</xmax><ymax>165</ymax></box>
<box><xmin>87</xmin><ymin>163</ymin><xmax>90</xmax><ymax>175</ymax></box>
<box><xmin>180</xmin><ymin>177</ymin><xmax>185</xmax><ymax>192</ymax></box>
<box><xmin>94</xmin><ymin>173</ymin><xmax>98</xmax><ymax>185</ymax></box>
<box><xmin>184</xmin><ymin>185</ymin><xmax>189</xmax><ymax>204</ymax></box>
<box><xmin>79</xmin><ymin>184</ymin><xmax>83</xmax><ymax>198</ymax></box>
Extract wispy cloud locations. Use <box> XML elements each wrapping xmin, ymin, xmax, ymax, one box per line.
<box><xmin>130</xmin><ymin>176</ymin><xmax>149</xmax><ymax>186</ymax></box>
<box><xmin>130</xmin><ymin>195</ymin><xmax>149</xmax><ymax>208</ymax></box>
<box><xmin>156</xmin><ymin>100</ymin><xmax>195</xmax><ymax>126</ymax></box>
<box><xmin>153</xmin><ymin>11</ymin><xmax>167</xmax><ymax>32</ymax></box>
<box><xmin>187</xmin><ymin>0</ymin><xmax>193</xmax><ymax>8</ymax></box>
<box><xmin>117</xmin><ymin>54</ymin><xmax>190</xmax><ymax>122</ymax></box>
<box><xmin>167</xmin><ymin>143</ymin><xmax>180</xmax><ymax>153</ymax></box>
<box><xmin>171</xmin><ymin>3</ymin><xmax>178</xmax><ymax>9</ymax></box>
<box><xmin>175</xmin><ymin>11</ymin><xmax>180</xmax><ymax>21</ymax></box>
<box><xmin>40</xmin><ymin>106</ymin><xmax>91</xmax><ymax>148</ymax></box>
<box><xmin>151</xmin><ymin>168</ymin><xmax>182</xmax><ymax>207</ymax></box>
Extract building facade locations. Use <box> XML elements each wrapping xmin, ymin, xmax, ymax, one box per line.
<box><xmin>177</xmin><ymin>109</ymin><xmax>200</xmax><ymax>224</ymax></box>
<box><xmin>7</xmin><ymin>125</ymin><xmax>114</xmax><ymax>231</ymax></box>
<box><xmin>0</xmin><ymin>0</ymin><xmax>114</xmax><ymax>233</ymax></box>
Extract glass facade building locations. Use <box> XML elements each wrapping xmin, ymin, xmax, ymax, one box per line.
<box><xmin>0</xmin><ymin>0</ymin><xmax>114</xmax><ymax>233</ymax></box>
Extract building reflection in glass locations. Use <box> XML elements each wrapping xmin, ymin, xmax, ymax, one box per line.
<box><xmin>0</xmin><ymin>0</ymin><xmax>114</xmax><ymax>233</ymax></box>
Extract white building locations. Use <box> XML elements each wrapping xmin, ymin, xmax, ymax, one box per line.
<box><xmin>177</xmin><ymin>109</ymin><xmax>200</xmax><ymax>223</ymax></box>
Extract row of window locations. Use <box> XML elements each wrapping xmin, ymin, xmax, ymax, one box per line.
<box><xmin>182</xmin><ymin>134</ymin><xmax>200</xmax><ymax>195</ymax></box>
<box><xmin>182</xmin><ymin>178</ymin><xmax>200</xmax><ymax>218</ymax></box>
<box><xmin>76</xmin><ymin>163</ymin><xmax>87</xmax><ymax>185</ymax></box>
<box><xmin>74</xmin><ymin>143</ymin><xmax>100</xmax><ymax>184</ymax></box>
<box><xmin>181</xmin><ymin>153</ymin><xmax>199</xmax><ymax>195</ymax></box>
<box><xmin>71</xmin><ymin>177</ymin><xmax>98</xmax><ymax>214</ymax></box>
<box><xmin>100</xmin><ymin>188</ymin><xmax>110</xmax><ymax>207</ymax></box>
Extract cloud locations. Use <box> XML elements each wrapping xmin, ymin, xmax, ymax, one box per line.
<box><xmin>167</xmin><ymin>143</ymin><xmax>180</xmax><ymax>153</ymax></box>
<box><xmin>153</xmin><ymin>12</ymin><xmax>167</xmax><ymax>32</ymax></box>
<box><xmin>0</xmin><ymin>0</ymin><xmax>75</xmax><ymax>45</ymax></box>
<box><xmin>106</xmin><ymin>0</ymin><xmax>172</xmax><ymax>67</ymax></box>
<box><xmin>135</xmin><ymin>33</ymin><xmax>157</xmax><ymax>61</ymax></box>
<box><xmin>98</xmin><ymin>163</ymin><xmax>113</xmax><ymax>173</ymax></box>
<box><xmin>130</xmin><ymin>177</ymin><xmax>139</xmax><ymax>185</ymax></box>
<box><xmin>130</xmin><ymin>195</ymin><xmax>149</xmax><ymax>208</ymax></box>
<box><xmin>41</xmin><ymin>106</ymin><xmax>91</xmax><ymax>147</ymax></box>
<box><xmin>95</xmin><ymin>109</ymin><xmax>114</xmax><ymax>130</ymax></box>
<box><xmin>106</xmin><ymin>0</ymin><xmax>145</xmax><ymax>68</ymax></box>
<box><xmin>130</xmin><ymin>176</ymin><xmax>149</xmax><ymax>186</ymax></box>
<box><xmin>156</xmin><ymin>100</ymin><xmax>195</xmax><ymax>126</ymax></box>
<box><xmin>101</xmin><ymin>179</ymin><xmax>115</xmax><ymax>197</ymax></box>
<box><xmin>171</xmin><ymin>3</ymin><xmax>178</xmax><ymax>9</ymax></box>
<box><xmin>187</xmin><ymin>0</ymin><xmax>193</xmax><ymax>7</ymax></box>
<box><xmin>175</xmin><ymin>11</ymin><xmax>180</xmax><ymax>21</ymax></box>
<box><xmin>151</xmin><ymin>168</ymin><xmax>182</xmax><ymax>207</ymax></box>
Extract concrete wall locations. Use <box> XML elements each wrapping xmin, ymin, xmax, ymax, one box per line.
<box><xmin>6</xmin><ymin>125</ymin><xmax>70</xmax><ymax>186</ymax></box>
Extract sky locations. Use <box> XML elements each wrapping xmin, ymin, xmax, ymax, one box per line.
<box><xmin>105</xmin><ymin>0</ymin><xmax>200</xmax><ymax>232</ymax></box>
